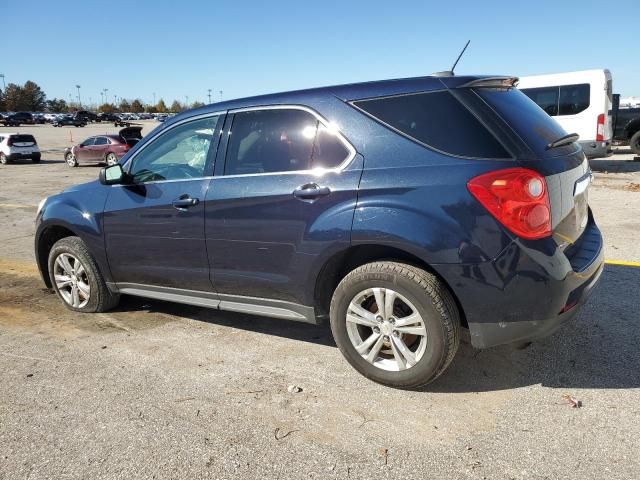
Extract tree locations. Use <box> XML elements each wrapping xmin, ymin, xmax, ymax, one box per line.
<box><xmin>145</xmin><ymin>104</ymin><xmax>158</xmax><ymax>113</ymax></box>
<box><xmin>156</xmin><ymin>99</ymin><xmax>168</xmax><ymax>113</ymax></box>
<box><xmin>118</xmin><ymin>99</ymin><xmax>131</xmax><ymax>112</ymax></box>
<box><xmin>191</xmin><ymin>101</ymin><xmax>205</xmax><ymax>109</ymax></box>
<box><xmin>169</xmin><ymin>100</ymin><xmax>183</xmax><ymax>113</ymax></box>
<box><xmin>0</xmin><ymin>88</ymin><xmax>5</xmax><ymax>111</ymax></box>
<box><xmin>130</xmin><ymin>99</ymin><xmax>144</xmax><ymax>113</ymax></box>
<box><xmin>22</xmin><ymin>81</ymin><xmax>47</xmax><ymax>111</ymax></box>
<box><xmin>45</xmin><ymin>98</ymin><xmax>68</xmax><ymax>112</ymax></box>
<box><xmin>3</xmin><ymin>83</ymin><xmax>25</xmax><ymax>111</ymax></box>
<box><xmin>99</xmin><ymin>103</ymin><xmax>116</xmax><ymax>113</ymax></box>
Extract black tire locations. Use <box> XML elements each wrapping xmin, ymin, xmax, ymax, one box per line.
<box><xmin>330</xmin><ymin>261</ymin><xmax>460</xmax><ymax>389</ymax></box>
<box><xmin>65</xmin><ymin>152</ymin><xmax>78</xmax><ymax>167</ymax></box>
<box><xmin>48</xmin><ymin>236</ymin><xmax>119</xmax><ymax>313</ymax></box>
<box><xmin>630</xmin><ymin>131</ymin><xmax>640</xmax><ymax>156</ymax></box>
<box><xmin>0</xmin><ymin>153</ymin><xmax>9</xmax><ymax>165</ymax></box>
<box><xmin>31</xmin><ymin>155</ymin><xmax>41</xmax><ymax>163</ymax></box>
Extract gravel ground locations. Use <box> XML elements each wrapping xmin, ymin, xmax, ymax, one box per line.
<box><xmin>1</xmin><ymin>124</ymin><xmax>639</xmax><ymax>479</ymax></box>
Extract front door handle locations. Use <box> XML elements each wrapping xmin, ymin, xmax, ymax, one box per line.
<box><xmin>293</xmin><ymin>183</ymin><xmax>331</xmax><ymax>200</ymax></box>
<box><xmin>172</xmin><ymin>194</ymin><xmax>200</xmax><ymax>209</ymax></box>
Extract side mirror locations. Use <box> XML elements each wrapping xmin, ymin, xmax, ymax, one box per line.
<box><xmin>99</xmin><ymin>163</ymin><xmax>128</xmax><ymax>185</ymax></box>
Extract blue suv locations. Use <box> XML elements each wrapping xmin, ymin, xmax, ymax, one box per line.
<box><xmin>35</xmin><ymin>75</ymin><xmax>604</xmax><ymax>388</ymax></box>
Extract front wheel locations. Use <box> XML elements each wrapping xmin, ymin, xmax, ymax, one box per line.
<box><xmin>48</xmin><ymin>236</ymin><xmax>119</xmax><ymax>313</ymax></box>
<box><xmin>330</xmin><ymin>262</ymin><xmax>460</xmax><ymax>389</ymax></box>
<box><xmin>630</xmin><ymin>131</ymin><xmax>640</xmax><ymax>156</ymax></box>
<box><xmin>65</xmin><ymin>152</ymin><xmax>78</xmax><ymax>167</ymax></box>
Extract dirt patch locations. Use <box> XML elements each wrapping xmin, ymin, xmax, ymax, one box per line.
<box><xmin>623</xmin><ymin>182</ymin><xmax>640</xmax><ymax>192</ymax></box>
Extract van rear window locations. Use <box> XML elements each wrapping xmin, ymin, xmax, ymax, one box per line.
<box><xmin>353</xmin><ymin>91</ymin><xmax>510</xmax><ymax>159</ymax></box>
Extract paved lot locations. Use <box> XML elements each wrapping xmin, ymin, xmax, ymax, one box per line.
<box><xmin>1</xmin><ymin>124</ymin><xmax>639</xmax><ymax>479</ymax></box>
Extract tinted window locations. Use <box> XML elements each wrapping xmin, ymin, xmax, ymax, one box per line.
<box><xmin>10</xmin><ymin>134</ymin><xmax>36</xmax><ymax>143</ymax></box>
<box><xmin>224</xmin><ymin>109</ymin><xmax>317</xmax><ymax>175</ymax></box>
<box><xmin>94</xmin><ymin>137</ymin><xmax>108</xmax><ymax>146</ymax></box>
<box><xmin>558</xmin><ymin>84</ymin><xmax>590</xmax><ymax>115</ymax></box>
<box><xmin>80</xmin><ymin>137</ymin><xmax>95</xmax><ymax>147</ymax></box>
<box><xmin>129</xmin><ymin>115</ymin><xmax>220</xmax><ymax>183</ymax></box>
<box><xmin>476</xmin><ymin>88</ymin><xmax>570</xmax><ymax>158</ymax></box>
<box><xmin>312</xmin><ymin>125</ymin><xmax>351</xmax><ymax>169</ymax></box>
<box><xmin>353</xmin><ymin>91</ymin><xmax>509</xmax><ymax>159</ymax></box>
<box><xmin>521</xmin><ymin>87</ymin><xmax>559</xmax><ymax>116</ymax></box>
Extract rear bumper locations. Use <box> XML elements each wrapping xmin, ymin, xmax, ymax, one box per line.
<box><xmin>8</xmin><ymin>152</ymin><xmax>41</xmax><ymax>160</ymax></box>
<box><xmin>580</xmin><ymin>140</ymin><xmax>612</xmax><ymax>159</ymax></box>
<box><xmin>435</xmin><ymin>217</ymin><xmax>604</xmax><ymax>349</ymax></box>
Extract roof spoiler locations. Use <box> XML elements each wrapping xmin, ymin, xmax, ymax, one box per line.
<box><xmin>458</xmin><ymin>77</ymin><xmax>519</xmax><ymax>88</ymax></box>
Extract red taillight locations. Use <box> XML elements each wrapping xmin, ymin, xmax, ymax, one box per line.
<box><xmin>596</xmin><ymin>113</ymin><xmax>605</xmax><ymax>142</ymax></box>
<box><xmin>123</xmin><ymin>144</ymin><xmax>131</xmax><ymax>151</ymax></box>
<box><xmin>467</xmin><ymin>168</ymin><xmax>552</xmax><ymax>240</ymax></box>
<box><xmin>6</xmin><ymin>137</ymin><xmax>13</xmax><ymax>146</ymax></box>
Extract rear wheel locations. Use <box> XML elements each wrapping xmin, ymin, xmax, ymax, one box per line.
<box><xmin>65</xmin><ymin>152</ymin><xmax>78</xmax><ymax>167</ymax></box>
<box><xmin>105</xmin><ymin>153</ymin><xmax>118</xmax><ymax>165</ymax></box>
<box><xmin>330</xmin><ymin>261</ymin><xmax>460</xmax><ymax>389</ymax></box>
<box><xmin>0</xmin><ymin>153</ymin><xmax>9</xmax><ymax>164</ymax></box>
<box><xmin>630</xmin><ymin>131</ymin><xmax>640</xmax><ymax>156</ymax></box>
<box><xmin>31</xmin><ymin>155</ymin><xmax>41</xmax><ymax>163</ymax></box>
<box><xmin>48</xmin><ymin>236</ymin><xmax>119</xmax><ymax>313</ymax></box>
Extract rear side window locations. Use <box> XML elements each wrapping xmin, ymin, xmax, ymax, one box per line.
<box><xmin>94</xmin><ymin>137</ymin><xmax>108</xmax><ymax>145</ymax></box>
<box><xmin>353</xmin><ymin>91</ymin><xmax>510</xmax><ymax>159</ymax></box>
<box><xmin>11</xmin><ymin>134</ymin><xmax>36</xmax><ymax>143</ymax></box>
<box><xmin>521</xmin><ymin>83</ymin><xmax>590</xmax><ymax>116</ymax></box>
<box><xmin>224</xmin><ymin>109</ymin><xmax>351</xmax><ymax>175</ymax></box>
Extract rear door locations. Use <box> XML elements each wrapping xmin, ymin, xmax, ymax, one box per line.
<box><xmin>205</xmin><ymin>106</ymin><xmax>361</xmax><ymax>306</ymax></box>
<box><xmin>92</xmin><ymin>136</ymin><xmax>109</xmax><ymax>162</ymax></box>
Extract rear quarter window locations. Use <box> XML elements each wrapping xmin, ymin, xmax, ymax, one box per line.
<box><xmin>352</xmin><ymin>90</ymin><xmax>510</xmax><ymax>159</ymax></box>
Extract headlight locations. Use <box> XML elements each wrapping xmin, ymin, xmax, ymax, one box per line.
<box><xmin>36</xmin><ymin>197</ymin><xmax>47</xmax><ymax>216</ymax></box>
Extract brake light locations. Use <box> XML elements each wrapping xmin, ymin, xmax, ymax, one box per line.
<box><xmin>596</xmin><ymin>113</ymin><xmax>605</xmax><ymax>142</ymax></box>
<box><xmin>467</xmin><ymin>168</ymin><xmax>551</xmax><ymax>240</ymax></box>
<box><xmin>123</xmin><ymin>144</ymin><xmax>131</xmax><ymax>151</ymax></box>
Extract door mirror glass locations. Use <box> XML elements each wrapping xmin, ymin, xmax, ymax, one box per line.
<box><xmin>99</xmin><ymin>163</ymin><xmax>125</xmax><ymax>185</ymax></box>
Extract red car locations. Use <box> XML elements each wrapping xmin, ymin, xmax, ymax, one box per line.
<box><xmin>64</xmin><ymin>127</ymin><xmax>142</xmax><ymax>167</ymax></box>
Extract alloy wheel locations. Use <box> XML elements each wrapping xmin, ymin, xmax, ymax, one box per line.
<box><xmin>53</xmin><ymin>253</ymin><xmax>91</xmax><ymax>308</ymax></box>
<box><xmin>346</xmin><ymin>288</ymin><xmax>427</xmax><ymax>371</ymax></box>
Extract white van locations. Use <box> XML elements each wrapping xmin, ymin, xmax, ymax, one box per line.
<box><xmin>517</xmin><ymin>69</ymin><xmax>613</xmax><ymax>158</ymax></box>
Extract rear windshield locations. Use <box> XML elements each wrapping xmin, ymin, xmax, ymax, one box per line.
<box><xmin>11</xmin><ymin>134</ymin><xmax>36</xmax><ymax>143</ymax></box>
<box><xmin>353</xmin><ymin>90</ymin><xmax>510</xmax><ymax>159</ymax></box>
<box><xmin>475</xmin><ymin>88</ymin><xmax>573</xmax><ymax>157</ymax></box>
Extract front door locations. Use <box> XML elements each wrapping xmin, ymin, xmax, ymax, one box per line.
<box><xmin>75</xmin><ymin>137</ymin><xmax>95</xmax><ymax>162</ymax></box>
<box><xmin>205</xmin><ymin>107</ymin><xmax>362</xmax><ymax>307</ymax></box>
<box><xmin>103</xmin><ymin>114</ymin><xmax>224</xmax><ymax>291</ymax></box>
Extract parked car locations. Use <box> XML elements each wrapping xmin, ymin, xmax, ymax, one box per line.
<box><xmin>63</xmin><ymin>127</ymin><xmax>143</xmax><ymax>167</ymax></box>
<box><xmin>52</xmin><ymin>116</ymin><xmax>86</xmax><ymax>127</ymax></box>
<box><xmin>32</xmin><ymin>113</ymin><xmax>46</xmax><ymax>124</ymax></box>
<box><xmin>156</xmin><ymin>114</ymin><xmax>168</xmax><ymax>122</ymax></box>
<box><xmin>0</xmin><ymin>133</ymin><xmax>41</xmax><ymax>164</ymax></box>
<box><xmin>74</xmin><ymin>110</ymin><xmax>99</xmax><ymax>123</ymax></box>
<box><xmin>96</xmin><ymin>112</ymin><xmax>120</xmax><ymax>123</ymax></box>
<box><xmin>611</xmin><ymin>106</ymin><xmax>640</xmax><ymax>155</ymax></box>
<box><xmin>34</xmin><ymin>74</ymin><xmax>603</xmax><ymax>388</ymax></box>
<box><xmin>0</xmin><ymin>112</ymin><xmax>34</xmax><ymax>126</ymax></box>
<box><xmin>518</xmin><ymin>69</ymin><xmax>613</xmax><ymax>159</ymax></box>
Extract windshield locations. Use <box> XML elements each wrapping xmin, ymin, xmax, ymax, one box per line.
<box><xmin>474</xmin><ymin>87</ymin><xmax>577</xmax><ymax>158</ymax></box>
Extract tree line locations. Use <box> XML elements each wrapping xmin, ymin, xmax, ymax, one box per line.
<box><xmin>0</xmin><ymin>80</ymin><xmax>205</xmax><ymax>114</ymax></box>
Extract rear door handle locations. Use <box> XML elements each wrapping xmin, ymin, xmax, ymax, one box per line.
<box><xmin>172</xmin><ymin>194</ymin><xmax>200</xmax><ymax>209</ymax></box>
<box><xmin>293</xmin><ymin>183</ymin><xmax>331</xmax><ymax>200</ymax></box>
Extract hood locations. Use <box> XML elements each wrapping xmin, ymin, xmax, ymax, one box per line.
<box><xmin>63</xmin><ymin>179</ymin><xmax>101</xmax><ymax>193</ymax></box>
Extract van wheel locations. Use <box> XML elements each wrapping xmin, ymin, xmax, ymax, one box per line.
<box><xmin>330</xmin><ymin>262</ymin><xmax>460</xmax><ymax>389</ymax></box>
<box><xmin>48</xmin><ymin>236</ymin><xmax>119</xmax><ymax>313</ymax></box>
<box><xmin>630</xmin><ymin>131</ymin><xmax>640</xmax><ymax>156</ymax></box>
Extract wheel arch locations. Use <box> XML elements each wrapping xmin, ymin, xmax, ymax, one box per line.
<box><xmin>36</xmin><ymin>224</ymin><xmax>80</xmax><ymax>288</ymax></box>
<box><xmin>313</xmin><ymin>244</ymin><xmax>468</xmax><ymax>328</ymax></box>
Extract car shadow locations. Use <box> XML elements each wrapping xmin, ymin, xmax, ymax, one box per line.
<box><xmin>590</xmin><ymin>157</ymin><xmax>640</xmax><ymax>172</ymax></box>
<box><xmin>114</xmin><ymin>264</ymin><xmax>640</xmax><ymax>391</ymax></box>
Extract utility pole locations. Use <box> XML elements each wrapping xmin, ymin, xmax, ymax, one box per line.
<box><xmin>219</xmin><ymin>90</ymin><xmax>223</xmax><ymax>102</ymax></box>
<box><xmin>0</xmin><ymin>73</ymin><xmax>6</xmax><ymax>90</ymax></box>
<box><xmin>75</xmin><ymin>85</ymin><xmax>82</xmax><ymax>108</ymax></box>
<box><xmin>185</xmin><ymin>96</ymin><xmax>189</xmax><ymax>109</ymax></box>
<box><xmin>207</xmin><ymin>89</ymin><xmax>212</xmax><ymax>104</ymax></box>
<box><xmin>153</xmin><ymin>92</ymin><xmax>156</xmax><ymax>106</ymax></box>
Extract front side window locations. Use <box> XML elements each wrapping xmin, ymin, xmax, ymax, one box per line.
<box><xmin>80</xmin><ymin>138</ymin><xmax>95</xmax><ymax>147</ymax></box>
<box><xmin>129</xmin><ymin>115</ymin><xmax>220</xmax><ymax>183</ymax></box>
<box><xmin>353</xmin><ymin>91</ymin><xmax>510</xmax><ymax>159</ymax></box>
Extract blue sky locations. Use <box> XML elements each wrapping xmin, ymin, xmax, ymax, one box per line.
<box><xmin>4</xmin><ymin>0</ymin><xmax>638</xmax><ymax>105</ymax></box>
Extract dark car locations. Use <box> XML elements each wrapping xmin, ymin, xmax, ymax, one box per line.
<box><xmin>611</xmin><ymin>107</ymin><xmax>640</xmax><ymax>154</ymax></box>
<box><xmin>63</xmin><ymin>127</ymin><xmax>143</xmax><ymax>167</ymax></box>
<box><xmin>74</xmin><ymin>110</ymin><xmax>99</xmax><ymax>123</ymax></box>
<box><xmin>0</xmin><ymin>112</ymin><xmax>34</xmax><ymax>126</ymax></box>
<box><xmin>52</xmin><ymin>116</ymin><xmax>86</xmax><ymax>127</ymax></box>
<box><xmin>34</xmin><ymin>74</ymin><xmax>603</xmax><ymax>388</ymax></box>
<box><xmin>97</xmin><ymin>112</ymin><xmax>120</xmax><ymax>123</ymax></box>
